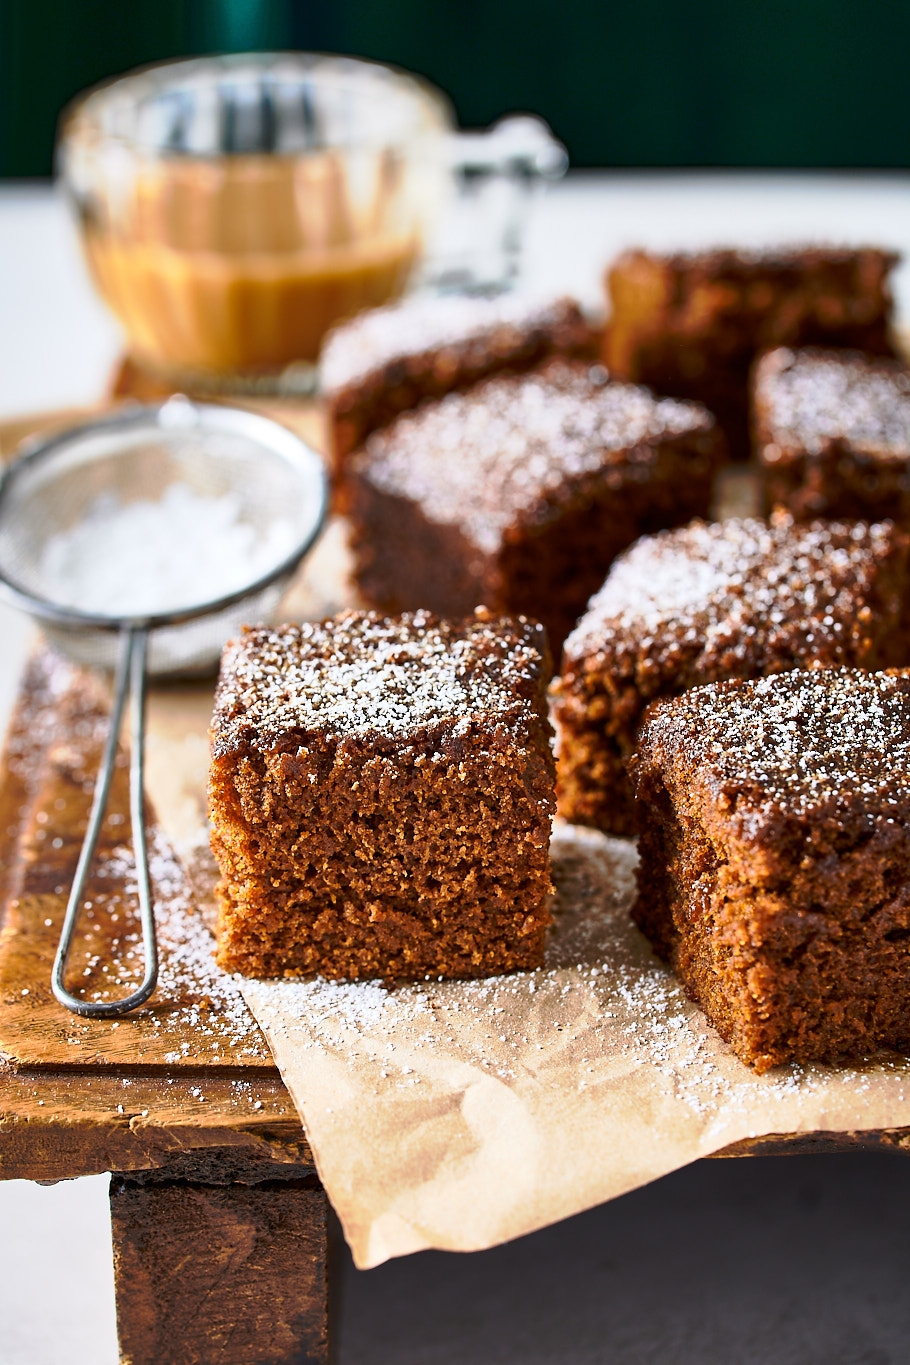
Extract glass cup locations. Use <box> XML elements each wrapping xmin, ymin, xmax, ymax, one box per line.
<box><xmin>57</xmin><ymin>52</ymin><xmax>566</xmax><ymax>393</ymax></box>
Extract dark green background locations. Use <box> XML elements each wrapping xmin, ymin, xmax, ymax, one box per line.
<box><xmin>2</xmin><ymin>0</ymin><xmax>909</xmax><ymax>176</ymax></box>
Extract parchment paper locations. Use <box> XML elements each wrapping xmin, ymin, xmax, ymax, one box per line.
<box><xmin>240</xmin><ymin>828</ymin><xmax>910</xmax><ymax>1269</ymax></box>
<box><xmin>145</xmin><ymin>696</ymin><xmax>910</xmax><ymax>1272</ymax></box>
<box><xmin>135</xmin><ymin>507</ymin><xmax>910</xmax><ymax>1271</ymax></box>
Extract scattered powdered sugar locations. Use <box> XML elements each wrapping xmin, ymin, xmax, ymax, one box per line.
<box><xmin>249</xmin><ymin>975</ymin><xmax>430</xmax><ymax>1050</ymax></box>
<box><xmin>319</xmin><ymin>292</ymin><xmax>584</xmax><ymax>393</ymax></box>
<box><xmin>642</xmin><ymin>668</ymin><xmax>910</xmax><ymax>821</ymax></box>
<box><xmin>12</xmin><ymin>664</ymin><xmax>267</xmax><ymax>1064</ymax></box>
<box><xmin>212</xmin><ymin>609</ymin><xmax>547</xmax><ymax>746</ymax></box>
<box><xmin>7</xmin><ymin>649</ymin><xmax>265</xmax><ymax>1062</ymax></box>
<box><xmin>355</xmin><ymin>363</ymin><xmax>713</xmax><ymax>554</ymax></box>
<box><xmin>71</xmin><ymin>826</ymin><xmax>270</xmax><ymax>1062</ymax></box>
<box><xmin>757</xmin><ymin>347</ymin><xmax>910</xmax><ymax>459</ymax></box>
<box><xmin>39</xmin><ymin>482</ymin><xmax>298</xmax><ymax>617</ymax></box>
<box><xmin>241</xmin><ymin>825</ymin><xmax>910</xmax><ymax>1126</ymax></box>
<box><xmin>561</xmin><ymin>510</ymin><xmax>897</xmax><ymax>669</ymax></box>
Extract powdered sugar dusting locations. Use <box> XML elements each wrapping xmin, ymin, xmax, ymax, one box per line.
<box><xmin>212</xmin><ymin>609</ymin><xmax>548</xmax><ymax>749</ymax></box>
<box><xmin>238</xmin><ymin>820</ymin><xmax>909</xmax><ymax>1268</ymax></box>
<box><xmin>562</xmin><ymin>510</ymin><xmax>900</xmax><ymax>669</ymax></box>
<box><xmin>1</xmin><ymin>648</ymin><xmax>269</xmax><ymax>1067</ymax></box>
<box><xmin>59</xmin><ymin>825</ymin><xmax>270</xmax><ymax>1062</ymax></box>
<box><xmin>756</xmin><ymin>347</ymin><xmax>910</xmax><ymax>459</ymax></box>
<box><xmin>642</xmin><ymin>667</ymin><xmax>910</xmax><ymax>822</ymax></box>
<box><xmin>243</xmin><ymin>824</ymin><xmax>908</xmax><ymax>1125</ymax></box>
<box><xmin>320</xmin><ymin>293</ymin><xmax>586</xmax><ymax>393</ymax></box>
<box><xmin>354</xmin><ymin>363</ymin><xmax>714</xmax><ymax>554</ymax></box>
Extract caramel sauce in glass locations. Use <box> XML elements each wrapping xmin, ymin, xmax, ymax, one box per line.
<box><xmin>82</xmin><ymin>151</ymin><xmax>420</xmax><ymax>375</ymax></box>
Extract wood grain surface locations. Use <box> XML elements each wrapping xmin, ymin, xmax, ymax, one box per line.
<box><xmin>0</xmin><ymin>649</ymin><xmax>275</xmax><ymax>1072</ymax></box>
<box><xmin>111</xmin><ymin>1173</ymin><xmax>329</xmax><ymax>1365</ymax></box>
<box><xmin>0</xmin><ymin>1061</ymin><xmax>310</xmax><ymax>1183</ymax></box>
<box><xmin>0</xmin><ymin>390</ymin><xmax>334</xmax><ymax>1078</ymax></box>
<box><xmin>0</xmin><ymin>648</ymin><xmax>314</xmax><ymax>1184</ymax></box>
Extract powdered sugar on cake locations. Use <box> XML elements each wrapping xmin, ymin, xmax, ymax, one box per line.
<box><xmin>757</xmin><ymin>348</ymin><xmax>910</xmax><ymax>458</ymax></box>
<box><xmin>564</xmin><ymin>511</ymin><xmax>897</xmax><ymax>665</ymax></box>
<box><xmin>244</xmin><ymin>824</ymin><xmax>908</xmax><ymax>1123</ymax></box>
<box><xmin>320</xmin><ymin>293</ymin><xmax>582</xmax><ymax>393</ymax></box>
<box><xmin>644</xmin><ymin>668</ymin><xmax>910</xmax><ymax>821</ymax></box>
<box><xmin>212</xmin><ymin>610</ymin><xmax>548</xmax><ymax>749</ymax></box>
<box><xmin>357</xmin><ymin>363</ymin><xmax>712</xmax><ymax>554</ymax></box>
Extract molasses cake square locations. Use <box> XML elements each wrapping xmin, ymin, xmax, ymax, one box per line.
<box><xmin>603</xmin><ymin>246</ymin><xmax>898</xmax><ymax>459</ymax></box>
<box><xmin>755</xmin><ymin>346</ymin><xmax>910</xmax><ymax>524</ymax></box>
<box><xmin>551</xmin><ymin>511</ymin><xmax>910</xmax><ymax>836</ymax></box>
<box><xmin>630</xmin><ymin>669</ymin><xmax>910</xmax><ymax>1072</ymax></box>
<box><xmin>346</xmin><ymin>360</ymin><xmax>725</xmax><ymax>656</ymax></box>
<box><xmin>321</xmin><ymin>293</ymin><xmax>595</xmax><ymax>483</ymax></box>
<box><xmin>209</xmin><ymin>609</ymin><xmax>555</xmax><ymax>981</ymax></box>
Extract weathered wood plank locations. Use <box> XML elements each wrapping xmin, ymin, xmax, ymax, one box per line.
<box><xmin>0</xmin><ymin>651</ymin><xmax>274</xmax><ymax>1071</ymax></box>
<box><xmin>110</xmin><ymin>1173</ymin><xmax>329</xmax><ymax>1365</ymax></box>
<box><xmin>0</xmin><ymin>1060</ymin><xmax>311</xmax><ymax>1182</ymax></box>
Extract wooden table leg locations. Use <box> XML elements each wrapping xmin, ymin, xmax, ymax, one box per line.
<box><xmin>110</xmin><ymin>1169</ymin><xmax>330</xmax><ymax>1365</ymax></box>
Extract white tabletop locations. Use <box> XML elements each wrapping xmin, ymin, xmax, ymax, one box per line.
<box><xmin>4</xmin><ymin>171</ymin><xmax>910</xmax><ymax>418</ymax></box>
<box><xmin>3</xmin><ymin>173</ymin><xmax>910</xmax><ymax>1365</ymax></box>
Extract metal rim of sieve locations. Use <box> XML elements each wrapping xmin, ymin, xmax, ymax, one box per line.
<box><xmin>0</xmin><ymin>398</ymin><xmax>329</xmax><ymax>1018</ymax></box>
<box><xmin>0</xmin><ymin>398</ymin><xmax>329</xmax><ymax>633</ymax></box>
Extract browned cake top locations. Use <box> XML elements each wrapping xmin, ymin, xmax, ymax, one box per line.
<box><xmin>564</xmin><ymin>511</ymin><xmax>901</xmax><ymax>669</ymax></box>
<box><xmin>639</xmin><ymin>668</ymin><xmax>910</xmax><ymax>826</ymax></box>
<box><xmin>354</xmin><ymin>362</ymin><xmax>713</xmax><ymax>553</ymax></box>
<box><xmin>755</xmin><ymin>347</ymin><xmax>910</xmax><ymax>460</ymax></box>
<box><xmin>613</xmin><ymin>244</ymin><xmax>898</xmax><ymax>280</ymax></box>
<box><xmin>320</xmin><ymin>293</ymin><xmax>588</xmax><ymax>394</ymax></box>
<box><xmin>212</xmin><ymin>609</ymin><xmax>549</xmax><ymax>753</ymax></box>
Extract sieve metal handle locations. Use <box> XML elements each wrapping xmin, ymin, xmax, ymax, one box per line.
<box><xmin>52</xmin><ymin>624</ymin><xmax>159</xmax><ymax>1017</ymax></box>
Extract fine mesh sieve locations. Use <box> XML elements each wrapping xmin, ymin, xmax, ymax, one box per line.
<box><xmin>0</xmin><ymin>398</ymin><xmax>328</xmax><ymax>1017</ymax></box>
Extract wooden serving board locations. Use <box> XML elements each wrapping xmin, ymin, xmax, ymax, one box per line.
<box><xmin>2</xmin><ymin>387</ymin><xmax>908</xmax><ymax>1169</ymax></box>
<box><xmin>0</xmin><ymin>648</ymin><xmax>277</xmax><ymax>1072</ymax></box>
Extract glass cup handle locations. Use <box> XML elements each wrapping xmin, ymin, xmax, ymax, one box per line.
<box><xmin>425</xmin><ymin>114</ymin><xmax>568</xmax><ymax>294</ymax></box>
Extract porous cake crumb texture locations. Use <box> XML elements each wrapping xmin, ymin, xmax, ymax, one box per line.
<box><xmin>209</xmin><ymin>610</ymin><xmax>556</xmax><ymax>981</ymax></box>
<box><xmin>630</xmin><ymin>669</ymin><xmax>910</xmax><ymax>1071</ymax></box>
